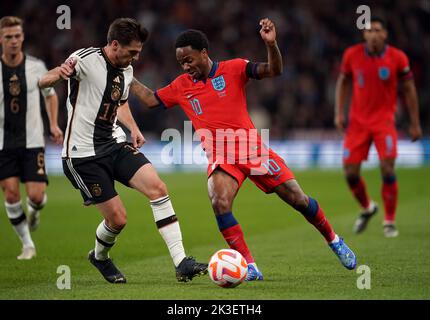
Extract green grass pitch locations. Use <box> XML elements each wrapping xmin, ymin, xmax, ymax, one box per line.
<box><xmin>0</xmin><ymin>167</ymin><xmax>429</xmax><ymax>299</ymax></box>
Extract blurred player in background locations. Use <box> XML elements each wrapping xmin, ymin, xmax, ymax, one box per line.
<box><xmin>335</xmin><ymin>17</ymin><xmax>422</xmax><ymax>237</ymax></box>
<box><xmin>0</xmin><ymin>16</ymin><xmax>63</xmax><ymax>260</ymax></box>
<box><xmin>131</xmin><ymin>18</ymin><xmax>357</xmax><ymax>280</ymax></box>
<box><xmin>39</xmin><ymin>18</ymin><xmax>207</xmax><ymax>284</ymax></box>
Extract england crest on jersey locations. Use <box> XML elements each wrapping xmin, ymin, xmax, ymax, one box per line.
<box><xmin>378</xmin><ymin>66</ymin><xmax>390</xmax><ymax>80</ymax></box>
<box><xmin>211</xmin><ymin>75</ymin><xmax>225</xmax><ymax>91</ymax></box>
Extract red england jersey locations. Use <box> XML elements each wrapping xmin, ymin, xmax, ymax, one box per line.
<box><xmin>340</xmin><ymin>43</ymin><xmax>413</xmax><ymax>126</ymax></box>
<box><xmin>155</xmin><ymin>58</ymin><xmax>265</xmax><ymax>162</ymax></box>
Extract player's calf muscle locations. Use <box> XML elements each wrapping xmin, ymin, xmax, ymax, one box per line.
<box><xmin>210</xmin><ymin>195</ymin><xmax>233</xmax><ymax>214</ymax></box>
<box><xmin>275</xmin><ymin>181</ymin><xmax>308</xmax><ymax>210</ymax></box>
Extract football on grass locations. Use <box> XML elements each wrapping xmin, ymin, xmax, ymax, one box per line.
<box><xmin>208</xmin><ymin>249</ymin><xmax>248</xmax><ymax>288</ymax></box>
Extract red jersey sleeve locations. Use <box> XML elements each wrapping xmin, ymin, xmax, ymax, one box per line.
<box><xmin>340</xmin><ymin>47</ymin><xmax>353</xmax><ymax>75</ymax></box>
<box><xmin>155</xmin><ymin>79</ymin><xmax>180</xmax><ymax>109</ymax></box>
<box><xmin>396</xmin><ymin>50</ymin><xmax>413</xmax><ymax>81</ymax></box>
<box><xmin>228</xmin><ymin>58</ymin><xmax>260</xmax><ymax>84</ymax></box>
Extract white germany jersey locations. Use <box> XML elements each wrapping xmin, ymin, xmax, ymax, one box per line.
<box><xmin>0</xmin><ymin>55</ymin><xmax>55</xmax><ymax>150</ymax></box>
<box><xmin>62</xmin><ymin>47</ymin><xmax>133</xmax><ymax>158</ymax></box>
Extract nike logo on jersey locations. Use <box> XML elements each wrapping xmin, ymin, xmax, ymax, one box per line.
<box><xmin>274</xmin><ymin>172</ymin><xmax>284</xmax><ymax>181</ymax></box>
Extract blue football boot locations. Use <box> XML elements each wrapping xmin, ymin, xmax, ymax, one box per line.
<box><xmin>329</xmin><ymin>237</ymin><xmax>357</xmax><ymax>270</ymax></box>
<box><xmin>245</xmin><ymin>263</ymin><xmax>264</xmax><ymax>281</ymax></box>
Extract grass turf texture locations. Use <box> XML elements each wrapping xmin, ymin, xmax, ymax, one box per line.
<box><xmin>0</xmin><ymin>167</ymin><xmax>429</xmax><ymax>299</ymax></box>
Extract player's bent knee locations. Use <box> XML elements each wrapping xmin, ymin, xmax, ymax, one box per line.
<box><xmin>4</xmin><ymin>190</ymin><xmax>20</xmax><ymax>204</ymax></box>
<box><xmin>346</xmin><ymin>174</ymin><xmax>360</xmax><ymax>187</ymax></box>
<box><xmin>147</xmin><ymin>180</ymin><xmax>168</xmax><ymax>200</ymax></box>
<box><xmin>27</xmin><ymin>192</ymin><xmax>46</xmax><ymax>205</ymax></box>
<box><xmin>380</xmin><ymin>163</ymin><xmax>395</xmax><ymax>177</ymax></box>
<box><xmin>110</xmin><ymin>212</ymin><xmax>127</xmax><ymax>230</ymax></box>
<box><xmin>344</xmin><ymin>165</ymin><xmax>361</xmax><ymax>177</ymax></box>
<box><xmin>156</xmin><ymin>181</ymin><xmax>168</xmax><ymax>196</ymax></box>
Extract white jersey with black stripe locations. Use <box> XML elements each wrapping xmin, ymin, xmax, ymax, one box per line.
<box><xmin>0</xmin><ymin>55</ymin><xmax>55</xmax><ymax>150</ymax></box>
<box><xmin>62</xmin><ymin>47</ymin><xmax>133</xmax><ymax>159</ymax></box>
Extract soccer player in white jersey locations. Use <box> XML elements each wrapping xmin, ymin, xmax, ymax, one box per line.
<box><xmin>0</xmin><ymin>16</ymin><xmax>63</xmax><ymax>260</ymax></box>
<box><xmin>39</xmin><ymin>18</ymin><xmax>207</xmax><ymax>284</ymax></box>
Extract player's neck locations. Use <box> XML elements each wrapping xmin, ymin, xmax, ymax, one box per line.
<box><xmin>1</xmin><ymin>51</ymin><xmax>24</xmax><ymax>67</ymax></box>
<box><xmin>366</xmin><ymin>43</ymin><xmax>386</xmax><ymax>56</ymax></box>
<box><xmin>103</xmin><ymin>46</ymin><xmax>121</xmax><ymax>68</ymax></box>
<box><xmin>203</xmin><ymin>59</ymin><xmax>213</xmax><ymax>79</ymax></box>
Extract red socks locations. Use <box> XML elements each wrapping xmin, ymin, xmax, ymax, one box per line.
<box><xmin>216</xmin><ymin>212</ymin><xmax>255</xmax><ymax>263</ymax></box>
<box><xmin>382</xmin><ymin>176</ymin><xmax>398</xmax><ymax>222</ymax></box>
<box><xmin>221</xmin><ymin>224</ymin><xmax>255</xmax><ymax>263</ymax></box>
<box><xmin>348</xmin><ymin>174</ymin><xmax>398</xmax><ymax>222</ymax></box>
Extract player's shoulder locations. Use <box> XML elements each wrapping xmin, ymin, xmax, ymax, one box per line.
<box><xmin>387</xmin><ymin>45</ymin><xmax>407</xmax><ymax>58</ymax></box>
<box><xmin>25</xmin><ymin>54</ymin><xmax>47</xmax><ymax>67</ymax></box>
<box><xmin>221</xmin><ymin>58</ymin><xmax>249</xmax><ymax>67</ymax></box>
<box><xmin>170</xmin><ymin>73</ymin><xmax>191</xmax><ymax>87</ymax></box>
<box><xmin>344</xmin><ymin>43</ymin><xmax>364</xmax><ymax>56</ymax></box>
<box><xmin>217</xmin><ymin>58</ymin><xmax>249</xmax><ymax>75</ymax></box>
<box><xmin>72</xmin><ymin>47</ymin><xmax>101</xmax><ymax>60</ymax></box>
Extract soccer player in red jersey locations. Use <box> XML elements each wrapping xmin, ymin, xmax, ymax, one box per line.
<box><xmin>335</xmin><ymin>17</ymin><xmax>422</xmax><ymax>237</ymax></box>
<box><xmin>132</xmin><ymin>18</ymin><xmax>357</xmax><ymax>279</ymax></box>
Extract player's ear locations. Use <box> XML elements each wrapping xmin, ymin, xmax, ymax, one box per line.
<box><xmin>111</xmin><ymin>40</ymin><xmax>120</xmax><ymax>51</ymax></box>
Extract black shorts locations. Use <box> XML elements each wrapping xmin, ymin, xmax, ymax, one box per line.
<box><xmin>62</xmin><ymin>142</ymin><xmax>151</xmax><ymax>205</ymax></box>
<box><xmin>0</xmin><ymin>147</ymin><xmax>48</xmax><ymax>183</ymax></box>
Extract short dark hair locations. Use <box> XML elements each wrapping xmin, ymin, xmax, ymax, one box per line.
<box><xmin>371</xmin><ymin>16</ymin><xmax>387</xmax><ymax>29</ymax></box>
<box><xmin>175</xmin><ymin>29</ymin><xmax>209</xmax><ymax>51</ymax></box>
<box><xmin>107</xmin><ymin>18</ymin><xmax>149</xmax><ymax>46</ymax></box>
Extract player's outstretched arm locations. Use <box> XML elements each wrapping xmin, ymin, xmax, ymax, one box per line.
<box><xmin>44</xmin><ymin>93</ymin><xmax>63</xmax><ymax>145</ymax></box>
<box><xmin>117</xmin><ymin>101</ymin><xmax>146</xmax><ymax>148</ymax></box>
<box><xmin>401</xmin><ymin>79</ymin><xmax>422</xmax><ymax>142</ymax></box>
<box><xmin>39</xmin><ymin>57</ymin><xmax>77</xmax><ymax>89</ymax></box>
<box><xmin>130</xmin><ymin>77</ymin><xmax>160</xmax><ymax>108</ymax></box>
<box><xmin>255</xmin><ymin>18</ymin><xmax>283</xmax><ymax>79</ymax></box>
<box><xmin>334</xmin><ymin>73</ymin><xmax>351</xmax><ymax>132</ymax></box>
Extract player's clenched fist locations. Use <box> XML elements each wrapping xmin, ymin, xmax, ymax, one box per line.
<box><xmin>131</xmin><ymin>129</ymin><xmax>146</xmax><ymax>148</ymax></box>
<box><xmin>58</xmin><ymin>56</ymin><xmax>77</xmax><ymax>80</ymax></box>
<box><xmin>409</xmin><ymin>124</ymin><xmax>422</xmax><ymax>142</ymax></box>
<box><xmin>259</xmin><ymin>18</ymin><xmax>277</xmax><ymax>45</ymax></box>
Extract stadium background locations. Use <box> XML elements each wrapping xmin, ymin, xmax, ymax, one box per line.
<box><xmin>1</xmin><ymin>0</ymin><xmax>429</xmax><ymax>301</ymax></box>
<box><xmin>1</xmin><ymin>0</ymin><xmax>429</xmax><ymax>173</ymax></box>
